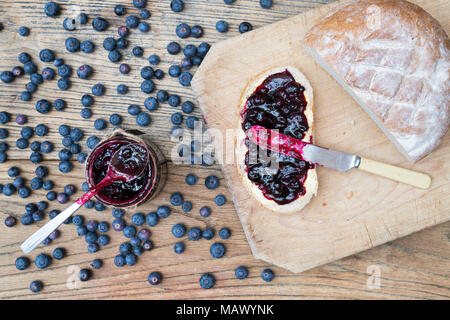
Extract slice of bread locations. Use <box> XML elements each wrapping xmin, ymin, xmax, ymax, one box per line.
<box><xmin>236</xmin><ymin>66</ymin><xmax>318</xmax><ymax>214</ymax></box>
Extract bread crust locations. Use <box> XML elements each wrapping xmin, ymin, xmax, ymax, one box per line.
<box><xmin>236</xmin><ymin>66</ymin><xmax>318</xmax><ymax>214</ymax></box>
<box><xmin>304</xmin><ymin>0</ymin><xmax>449</xmax><ymax>162</ymax></box>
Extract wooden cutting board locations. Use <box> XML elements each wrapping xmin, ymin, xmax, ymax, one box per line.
<box><xmin>191</xmin><ymin>0</ymin><xmax>450</xmax><ymax>273</ymax></box>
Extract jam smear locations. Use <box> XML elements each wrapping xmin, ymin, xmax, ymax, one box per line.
<box><xmin>241</xmin><ymin>70</ymin><xmax>312</xmax><ymax>205</ymax></box>
<box><xmin>91</xmin><ymin>142</ymin><xmax>152</xmax><ymax>203</ymax></box>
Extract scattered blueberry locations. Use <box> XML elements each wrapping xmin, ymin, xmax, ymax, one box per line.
<box><xmin>210</xmin><ymin>242</ymin><xmax>226</xmax><ymax>258</ymax></box>
<box><xmin>199</xmin><ymin>273</ymin><xmax>215</xmax><ymax>289</ymax></box>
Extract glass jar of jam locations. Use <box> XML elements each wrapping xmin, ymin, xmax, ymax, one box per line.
<box><xmin>85</xmin><ymin>129</ymin><xmax>167</xmax><ymax>208</ymax></box>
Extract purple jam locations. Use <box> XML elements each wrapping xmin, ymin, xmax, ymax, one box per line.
<box><xmin>110</xmin><ymin>143</ymin><xmax>149</xmax><ymax>180</ymax></box>
<box><xmin>89</xmin><ymin>138</ymin><xmax>154</xmax><ymax>206</ymax></box>
<box><xmin>241</xmin><ymin>70</ymin><xmax>312</xmax><ymax>205</ymax></box>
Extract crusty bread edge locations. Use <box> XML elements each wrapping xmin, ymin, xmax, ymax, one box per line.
<box><xmin>302</xmin><ymin>45</ymin><xmax>416</xmax><ymax>162</ymax></box>
<box><xmin>235</xmin><ymin>66</ymin><xmax>318</xmax><ymax>214</ymax></box>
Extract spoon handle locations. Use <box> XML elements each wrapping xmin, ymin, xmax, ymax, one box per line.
<box><xmin>20</xmin><ymin>202</ymin><xmax>82</xmax><ymax>254</ymax></box>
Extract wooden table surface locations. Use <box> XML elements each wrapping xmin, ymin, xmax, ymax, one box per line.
<box><xmin>0</xmin><ymin>0</ymin><xmax>448</xmax><ymax>300</ymax></box>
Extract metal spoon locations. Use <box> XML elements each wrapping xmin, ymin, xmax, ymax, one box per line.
<box><xmin>20</xmin><ymin>143</ymin><xmax>149</xmax><ymax>254</ymax></box>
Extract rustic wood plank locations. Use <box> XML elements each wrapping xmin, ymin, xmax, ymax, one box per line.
<box><xmin>0</xmin><ymin>0</ymin><xmax>448</xmax><ymax>300</ymax></box>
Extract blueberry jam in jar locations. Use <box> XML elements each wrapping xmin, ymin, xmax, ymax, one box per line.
<box><xmin>86</xmin><ymin>132</ymin><xmax>166</xmax><ymax>207</ymax></box>
<box><xmin>241</xmin><ymin>70</ymin><xmax>313</xmax><ymax>205</ymax></box>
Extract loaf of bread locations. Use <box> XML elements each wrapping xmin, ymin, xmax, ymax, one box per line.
<box><xmin>304</xmin><ymin>0</ymin><xmax>449</xmax><ymax>162</ymax></box>
<box><xmin>235</xmin><ymin>67</ymin><xmax>318</xmax><ymax>214</ymax></box>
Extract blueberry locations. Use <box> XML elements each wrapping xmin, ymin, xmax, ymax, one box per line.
<box><xmin>210</xmin><ymin>242</ymin><xmax>226</xmax><ymax>258</ymax></box>
<box><xmin>131</xmin><ymin>213</ymin><xmax>145</xmax><ymax>226</ymax></box>
<box><xmin>156</xmin><ymin>90</ymin><xmax>168</xmax><ymax>102</ymax></box>
<box><xmin>0</xmin><ymin>71</ymin><xmax>14</xmax><ymax>83</ymax></box>
<box><xmin>16</xmin><ymin>138</ymin><xmax>28</xmax><ymax>149</ymax></box>
<box><xmin>138</xmin><ymin>229</ymin><xmax>151</xmax><ymax>241</ymax></box>
<box><xmin>112</xmin><ymin>218</ymin><xmax>125</xmax><ymax>231</ymax></box>
<box><xmin>170</xmin><ymin>192</ymin><xmax>183</xmax><ymax>206</ymax></box>
<box><xmin>70</xmin><ymin>128</ymin><xmax>83</xmax><ymax>142</ymax></box>
<box><xmin>63</xmin><ymin>18</ymin><xmax>76</xmax><ymax>31</ymax></box>
<box><xmin>173</xmin><ymin>242</ymin><xmax>185</xmax><ymax>254</ymax></box>
<box><xmin>167</xmin><ymin>42</ymin><xmax>181</xmax><ymax>55</ymax></box>
<box><xmin>44</xmin><ymin>1</ymin><xmax>60</xmax><ymax>17</ymax></box>
<box><xmin>48</xmin><ymin>230</ymin><xmax>60</xmax><ymax>240</ymax></box>
<box><xmin>52</xmin><ymin>248</ymin><xmax>65</xmax><ymax>260</ymax></box>
<box><xmin>205</xmin><ymin>175</ymin><xmax>219</xmax><ymax>190</ymax></box>
<box><xmin>126</xmin><ymin>16</ymin><xmax>140</xmax><ymax>29</ymax></box>
<box><xmin>30</xmin><ymin>280</ymin><xmax>43</xmax><ymax>293</ymax></box>
<box><xmin>77</xmin><ymin>13</ymin><xmax>88</xmax><ymax>25</ymax></box>
<box><xmin>219</xmin><ymin>228</ymin><xmax>231</xmax><ymax>240</ymax></box>
<box><xmin>261</xmin><ymin>269</ymin><xmax>274</xmax><ymax>282</ymax></box>
<box><xmin>95</xmin><ymin>202</ymin><xmax>106</xmax><ymax>211</ymax></box>
<box><xmin>53</xmin><ymin>58</ymin><xmax>64</xmax><ymax>67</ymax></box>
<box><xmin>8</xmin><ymin>166</ymin><xmax>20</xmax><ymax>178</ymax></box>
<box><xmin>30</xmin><ymin>152</ymin><xmax>43</xmax><ymax>164</ymax></box>
<box><xmin>43</xmin><ymin>180</ymin><xmax>53</xmax><ymax>190</ymax></box>
<box><xmin>92</xmin><ymin>17</ymin><xmax>108</xmax><ymax>32</ymax></box>
<box><xmin>188</xmin><ymin>227</ymin><xmax>202</xmax><ymax>241</ymax></box>
<box><xmin>141</xmin><ymin>80</ymin><xmax>155</xmax><ymax>93</ymax></box>
<box><xmin>197</xmin><ymin>42</ymin><xmax>210</xmax><ymax>58</ymax></box>
<box><xmin>98</xmin><ymin>234</ymin><xmax>110</xmax><ymax>246</ymax></box>
<box><xmin>260</xmin><ymin>0</ymin><xmax>273</xmax><ymax>9</ymax></box>
<box><xmin>23</xmin><ymin>62</ymin><xmax>37</xmax><ymax>75</ymax></box>
<box><xmin>53</xmin><ymin>99</ymin><xmax>66</xmax><ymax>111</ymax></box>
<box><xmin>31</xmin><ymin>73</ymin><xmax>44</xmax><ymax>85</ymax></box>
<box><xmin>4</xmin><ymin>216</ymin><xmax>16</xmax><ymax>228</ymax></box>
<box><xmin>199</xmin><ymin>273</ymin><xmax>215</xmax><ymax>289</ymax></box>
<box><xmin>57</xmin><ymin>193</ymin><xmax>68</xmax><ymax>204</ymax></box>
<box><xmin>140</xmin><ymin>66</ymin><xmax>154</xmax><ymax>79</ymax></box>
<box><xmin>148</xmin><ymin>54</ymin><xmax>160</xmax><ymax>65</ymax></box>
<box><xmin>64</xmin><ymin>184</ymin><xmax>76</xmax><ymax>195</ymax></box>
<box><xmin>118</xmin><ymin>25</ymin><xmax>130</xmax><ymax>38</ymax></box>
<box><xmin>172</xmin><ymin>224</ymin><xmax>186</xmax><ymax>238</ymax></box>
<box><xmin>85</xmin><ymin>231</ymin><xmax>98</xmax><ymax>244</ymax></box>
<box><xmin>235</xmin><ymin>266</ymin><xmax>249</xmax><ymax>280</ymax></box>
<box><xmin>182</xmin><ymin>201</ymin><xmax>192</xmax><ymax>212</ymax></box>
<box><xmin>25</xmin><ymin>82</ymin><xmax>37</xmax><ymax>93</ymax></box>
<box><xmin>20</xmin><ymin>213</ymin><xmax>33</xmax><ymax>225</ymax></box>
<box><xmin>136</xmin><ymin>112</ymin><xmax>151</xmax><ymax>126</ymax></box>
<box><xmin>94</xmin><ymin>118</ymin><xmax>107</xmax><ymax>130</ymax></box>
<box><xmin>0</xmin><ymin>152</ymin><xmax>6</xmax><ymax>163</ymax></box>
<box><xmin>0</xmin><ymin>128</ymin><xmax>9</xmax><ymax>139</ymax></box>
<box><xmin>18</xmin><ymin>26</ymin><xmax>30</xmax><ymax>37</ymax></box>
<box><xmin>0</xmin><ymin>141</ymin><xmax>8</xmax><ymax>152</ymax></box>
<box><xmin>58</xmin><ymin>148</ymin><xmax>72</xmax><ymax>161</ymax></box>
<box><xmin>90</xmin><ymin>259</ymin><xmax>103</xmax><ymax>269</ymax></box>
<box><xmin>86</xmin><ymin>136</ymin><xmax>100</xmax><ymax>149</ymax></box>
<box><xmin>36</xmin><ymin>201</ymin><xmax>48</xmax><ymax>212</ymax></box>
<box><xmin>35</xmin><ymin>253</ymin><xmax>51</xmax><ymax>269</ymax></box>
<box><xmin>0</xmin><ymin>111</ymin><xmax>10</xmax><ymax>124</ymax></box>
<box><xmin>77</xmin><ymin>153</ymin><xmax>87</xmax><ymax>163</ymax></box>
<box><xmin>146</xmin><ymin>212</ymin><xmax>159</xmax><ymax>226</ymax></box>
<box><xmin>128</xmin><ymin>105</ymin><xmax>140</xmax><ymax>116</ymax></box>
<box><xmin>179</xmin><ymin>72</ymin><xmax>193</xmax><ymax>86</ymax></box>
<box><xmin>215</xmin><ymin>195</ymin><xmax>227</xmax><ymax>206</ymax></box>
<box><xmin>181</xmin><ymin>101</ymin><xmax>195</xmax><ymax>114</ymax></box>
<box><xmin>81</xmin><ymin>40</ymin><xmax>95</xmax><ymax>53</ymax></box>
<box><xmin>81</xmin><ymin>108</ymin><xmax>92</xmax><ymax>119</ymax></box>
<box><xmin>34</xmin><ymin>124</ymin><xmax>48</xmax><ymax>137</ymax></box>
<box><xmin>21</xmin><ymin>91</ymin><xmax>32</xmax><ymax>101</ymax></box>
<box><xmin>216</xmin><ymin>20</ymin><xmax>229</xmax><ymax>33</ymax></box>
<box><xmin>144</xmin><ymin>97</ymin><xmax>158</xmax><ymax>111</ymax></box>
<box><xmin>114</xmin><ymin>5</ymin><xmax>126</xmax><ymax>16</ymax></box>
<box><xmin>138</xmin><ymin>22</ymin><xmax>150</xmax><ymax>33</ymax></box>
<box><xmin>114</xmin><ymin>255</ymin><xmax>126</xmax><ymax>267</ymax></box>
<box><xmin>108</xmin><ymin>50</ymin><xmax>122</xmax><ymax>63</ymax></box>
<box><xmin>92</xmin><ymin>83</ymin><xmax>105</xmax><ymax>96</ymax></box>
<box><xmin>72</xmin><ymin>215</ymin><xmax>84</xmax><ymax>226</ymax></box>
<box><xmin>15</xmin><ymin>256</ymin><xmax>30</xmax><ymax>270</ymax></box>
<box><xmin>132</xmin><ymin>46</ymin><xmax>144</xmax><ymax>57</ymax></box>
<box><xmin>58</xmin><ymin>78</ymin><xmax>71</xmax><ymax>90</ymax></box>
<box><xmin>12</xmin><ymin>66</ymin><xmax>24</xmax><ymax>77</ymax></box>
<box><xmin>76</xmin><ymin>226</ymin><xmax>87</xmax><ymax>237</ymax></box>
<box><xmin>185</xmin><ymin>174</ymin><xmax>198</xmax><ymax>185</ymax></box>
<box><xmin>239</xmin><ymin>21</ymin><xmax>253</xmax><ymax>33</ymax></box>
<box><xmin>39</xmin><ymin>49</ymin><xmax>55</xmax><ymax>63</ymax></box>
<box><xmin>79</xmin><ymin>269</ymin><xmax>91</xmax><ymax>281</ymax></box>
<box><xmin>58</xmin><ymin>161</ymin><xmax>72</xmax><ymax>173</ymax></box>
<box><xmin>123</xmin><ymin>225</ymin><xmax>137</xmax><ymax>238</ymax></box>
<box><xmin>191</xmin><ymin>25</ymin><xmax>204</xmax><ymax>38</ymax></box>
<box><xmin>18</xmin><ymin>52</ymin><xmax>31</xmax><ymax>64</ymax></box>
<box><xmin>140</xmin><ymin>9</ymin><xmax>151</xmax><ymax>19</ymax></box>
<box><xmin>108</xmin><ymin>114</ymin><xmax>122</xmax><ymax>126</ymax></box>
<box><xmin>77</xmin><ymin>64</ymin><xmax>93</xmax><ymax>79</ymax></box>
<box><xmin>140</xmin><ymin>240</ymin><xmax>151</xmax><ymax>251</ymax></box>
<box><xmin>202</xmin><ymin>228</ymin><xmax>215</xmax><ymax>240</ymax></box>
<box><xmin>81</xmin><ymin>182</ymin><xmax>90</xmax><ymax>192</ymax></box>
<box><xmin>112</xmin><ymin>208</ymin><xmax>125</xmax><ymax>218</ymax></box>
<box><xmin>103</xmin><ymin>37</ymin><xmax>116</xmax><ymax>51</ymax></box>
<box><xmin>133</xmin><ymin>0</ymin><xmax>147</xmax><ymax>8</ymax></box>
<box><xmin>148</xmin><ymin>272</ymin><xmax>162</xmax><ymax>285</ymax></box>
<box><xmin>119</xmin><ymin>242</ymin><xmax>132</xmax><ymax>255</ymax></box>
<box><xmin>168</xmin><ymin>65</ymin><xmax>181</xmax><ymax>78</ymax></box>
<box><xmin>168</xmin><ymin>95</ymin><xmax>181</xmax><ymax>107</ymax></box>
<box><xmin>80</xmin><ymin>94</ymin><xmax>94</xmax><ymax>107</ymax></box>
<box><xmin>65</xmin><ymin>37</ymin><xmax>80</xmax><ymax>52</ymax></box>
<box><xmin>176</xmin><ymin>23</ymin><xmax>191</xmax><ymax>38</ymax></box>
<box><xmin>130</xmin><ymin>237</ymin><xmax>141</xmax><ymax>248</ymax></box>
<box><xmin>46</xmin><ymin>191</ymin><xmax>57</xmax><ymax>201</ymax></box>
<box><xmin>34</xmin><ymin>166</ymin><xmax>48</xmax><ymax>179</ymax></box>
<box><xmin>156</xmin><ymin>205</ymin><xmax>171</xmax><ymax>218</ymax></box>
<box><xmin>170</xmin><ymin>0</ymin><xmax>184</xmax><ymax>12</ymax></box>
<box><xmin>125</xmin><ymin>254</ymin><xmax>137</xmax><ymax>266</ymax></box>
<box><xmin>30</xmin><ymin>177</ymin><xmax>43</xmax><ymax>190</ymax></box>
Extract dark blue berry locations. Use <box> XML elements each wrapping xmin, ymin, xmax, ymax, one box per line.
<box><xmin>197</xmin><ymin>42</ymin><xmax>210</xmax><ymax>57</ymax></box>
<box><xmin>53</xmin><ymin>58</ymin><xmax>64</xmax><ymax>67</ymax></box>
<box><xmin>5</xmin><ymin>216</ymin><xmax>17</xmax><ymax>227</ymax></box>
<box><xmin>44</xmin><ymin>1</ymin><xmax>60</xmax><ymax>17</ymax></box>
<box><xmin>261</xmin><ymin>269</ymin><xmax>274</xmax><ymax>282</ymax></box>
<box><xmin>30</xmin><ymin>152</ymin><xmax>43</xmax><ymax>164</ymax></box>
<box><xmin>114</xmin><ymin>5</ymin><xmax>126</xmax><ymax>16</ymax></box>
<box><xmin>188</xmin><ymin>227</ymin><xmax>202</xmax><ymax>241</ymax></box>
<box><xmin>98</xmin><ymin>234</ymin><xmax>110</xmax><ymax>246</ymax></box>
<box><xmin>148</xmin><ymin>54</ymin><xmax>160</xmax><ymax>65</ymax></box>
<box><xmin>18</xmin><ymin>52</ymin><xmax>31</xmax><ymax>64</ymax></box>
<box><xmin>90</xmin><ymin>259</ymin><xmax>103</xmax><ymax>269</ymax></box>
<box><xmin>239</xmin><ymin>21</ymin><xmax>253</xmax><ymax>33</ymax></box>
<box><xmin>170</xmin><ymin>0</ymin><xmax>184</xmax><ymax>12</ymax></box>
<box><xmin>118</xmin><ymin>26</ymin><xmax>129</xmax><ymax>37</ymax></box>
<box><xmin>174</xmin><ymin>242</ymin><xmax>185</xmax><ymax>254</ymax></box>
<box><xmin>126</xmin><ymin>16</ymin><xmax>140</xmax><ymax>29</ymax></box>
<box><xmin>35</xmin><ymin>253</ymin><xmax>51</xmax><ymax>269</ymax></box>
<box><xmin>81</xmin><ymin>108</ymin><xmax>92</xmax><ymax>119</ymax></box>
<box><xmin>205</xmin><ymin>175</ymin><xmax>219</xmax><ymax>190</ymax></box>
<box><xmin>77</xmin><ymin>64</ymin><xmax>93</xmax><ymax>79</ymax></box>
<box><xmin>146</xmin><ymin>212</ymin><xmax>159</xmax><ymax>226</ymax></box>
<box><xmin>172</xmin><ymin>224</ymin><xmax>186</xmax><ymax>238</ymax></box>
<box><xmin>144</xmin><ymin>97</ymin><xmax>158</xmax><ymax>111</ymax></box>
<box><xmin>185</xmin><ymin>174</ymin><xmax>198</xmax><ymax>185</ymax></box>
<box><xmin>112</xmin><ymin>218</ymin><xmax>125</xmax><ymax>231</ymax></box>
<box><xmin>168</xmin><ymin>65</ymin><xmax>181</xmax><ymax>78</ymax></box>
<box><xmin>46</xmin><ymin>191</ymin><xmax>57</xmax><ymax>201</ymax></box>
<box><xmin>119</xmin><ymin>63</ymin><xmax>130</xmax><ymax>74</ymax></box>
<box><xmin>179</xmin><ymin>72</ymin><xmax>192</xmax><ymax>86</ymax></box>
<box><xmin>156</xmin><ymin>205</ymin><xmax>170</xmax><ymax>218</ymax></box>
<box><xmin>58</xmin><ymin>161</ymin><xmax>72</xmax><ymax>173</ymax></box>
<box><xmin>199</xmin><ymin>273</ymin><xmax>215</xmax><ymax>289</ymax></box>
<box><xmin>156</xmin><ymin>90</ymin><xmax>168</xmax><ymax>102</ymax></box>
<box><xmin>125</xmin><ymin>254</ymin><xmax>137</xmax><ymax>266</ymax></box>
<box><xmin>260</xmin><ymin>0</ymin><xmax>273</xmax><ymax>9</ymax></box>
<box><xmin>30</xmin><ymin>280</ymin><xmax>43</xmax><ymax>293</ymax></box>
<box><xmin>132</xmin><ymin>213</ymin><xmax>145</xmax><ymax>226</ymax></box>
<box><xmin>109</xmin><ymin>114</ymin><xmax>122</xmax><ymax>126</ymax></box>
<box><xmin>24</xmin><ymin>62</ymin><xmax>37</xmax><ymax>75</ymax></box>
<box><xmin>108</xmin><ymin>50</ymin><xmax>121</xmax><ymax>63</ymax></box>
<box><xmin>210</xmin><ymin>242</ymin><xmax>226</xmax><ymax>258</ymax></box>
<box><xmin>65</xmin><ymin>37</ymin><xmax>80</xmax><ymax>52</ymax></box>
<box><xmin>57</xmin><ymin>77</ymin><xmax>71</xmax><ymax>90</ymax></box>
<box><xmin>86</xmin><ymin>136</ymin><xmax>100</xmax><ymax>149</ymax></box>
<box><xmin>94</xmin><ymin>202</ymin><xmax>106</xmax><ymax>211</ymax></box>
<box><xmin>132</xmin><ymin>46</ymin><xmax>144</xmax><ymax>57</ymax></box>
<box><xmin>136</xmin><ymin>112</ymin><xmax>151</xmax><ymax>126</ymax></box>
<box><xmin>81</xmin><ymin>40</ymin><xmax>95</xmax><ymax>53</ymax></box>
<box><xmin>167</xmin><ymin>42</ymin><xmax>181</xmax><ymax>55</ymax></box>
<box><xmin>92</xmin><ymin>83</ymin><xmax>105</xmax><ymax>96</ymax></box>
<box><xmin>216</xmin><ymin>20</ymin><xmax>229</xmax><ymax>33</ymax></box>
<box><xmin>92</xmin><ymin>17</ymin><xmax>108</xmax><ymax>32</ymax></box>
<box><xmin>148</xmin><ymin>272</ymin><xmax>162</xmax><ymax>285</ymax></box>
<box><xmin>123</xmin><ymin>225</ymin><xmax>136</xmax><ymax>238</ymax></box>
<box><xmin>57</xmin><ymin>193</ymin><xmax>68</xmax><ymax>204</ymax></box>
<box><xmin>70</xmin><ymin>128</ymin><xmax>83</xmax><ymax>142</ymax></box>
<box><xmin>191</xmin><ymin>25</ymin><xmax>204</xmax><ymax>38</ymax></box>
<box><xmin>52</xmin><ymin>248</ymin><xmax>65</xmax><ymax>260</ymax></box>
<box><xmin>182</xmin><ymin>201</ymin><xmax>192</xmax><ymax>212</ymax></box>
<box><xmin>140</xmin><ymin>66</ymin><xmax>154</xmax><ymax>79</ymax></box>
<box><xmin>81</xmin><ymin>94</ymin><xmax>94</xmax><ymax>107</ymax></box>
<box><xmin>181</xmin><ymin>101</ymin><xmax>194</xmax><ymax>114</ymax></box>
<box><xmin>235</xmin><ymin>266</ymin><xmax>248</xmax><ymax>280</ymax></box>
<box><xmin>141</xmin><ymin>80</ymin><xmax>155</xmax><ymax>93</ymax></box>
<box><xmin>103</xmin><ymin>37</ymin><xmax>116</xmax><ymax>51</ymax></box>
<box><xmin>170</xmin><ymin>192</ymin><xmax>183</xmax><ymax>206</ymax></box>
<box><xmin>94</xmin><ymin>118</ymin><xmax>107</xmax><ymax>130</ymax></box>
<box><xmin>215</xmin><ymin>195</ymin><xmax>226</xmax><ymax>206</ymax></box>
<box><xmin>168</xmin><ymin>95</ymin><xmax>181</xmax><ymax>107</ymax></box>
<box><xmin>128</xmin><ymin>104</ymin><xmax>140</xmax><ymax>115</ymax></box>
<box><xmin>77</xmin><ymin>153</ymin><xmax>87</xmax><ymax>163</ymax></box>
<box><xmin>18</xmin><ymin>26</ymin><xmax>30</xmax><ymax>37</ymax></box>
<box><xmin>77</xmin><ymin>13</ymin><xmax>88</xmax><ymax>25</ymax></box>
<box><xmin>72</xmin><ymin>215</ymin><xmax>84</xmax><ymax>226</ymax></box>
<box><xmin>202</xmin><ymin>228</ymin><xmax>215</xmax><ymax>240</ymax></box>
<box><xmin>53</xmin><ymin>99</ymin><xmax>66</xmax><ymax>111</ymax></box>
<box><xmin>138</xmin><ymin>22</ymin><xmax>150</xmax><ymax>33</ymax></box>
<box><xmin>42</xmin><ymin>180</ymin><xmax>53</xmax><ymax>190</ymax></box>
<box><xmin>39</xmin><ymin>49</ymin><xmax>55</xmax><ymax>62</ymax></box>
<box><xmin>79</xmin><ymin>269</ymin><xmax>91</xmax><ymax>281</ymax></box>
<box><xmin>140</xmin><ymin>9</ymin><xmax>151</xmax><ymax>19</ymax></box>
<box><xmin>176</xmin><ymin>23</ymin><xmax>191</xmax><ymax>38</ymax></box>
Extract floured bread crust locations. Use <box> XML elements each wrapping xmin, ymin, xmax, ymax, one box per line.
<box><xmin>304</xmin><ymin>0</ymin><xmax>449</xmax><ymax>162</ymax></box>
<box><xmin>236</xmin><ymin>66</ymin><xmax>318</xmax><ymax>214</ymax></box>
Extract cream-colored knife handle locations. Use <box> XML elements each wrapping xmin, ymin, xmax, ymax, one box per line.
<box><xmin>357</xmin><ymin>157</ymin><xmax>431</xmax><ymax>189</ymax></box>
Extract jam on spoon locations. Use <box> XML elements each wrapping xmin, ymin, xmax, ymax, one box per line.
<box><xmin>20</xmin><ymin>143</ymin><xmax>149</xmax><ymax>254</ymax></box>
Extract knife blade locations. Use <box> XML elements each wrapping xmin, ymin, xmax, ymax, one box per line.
<box><xmin>246</xmin><ymin>125</ymin><xmax>431</xmax><ymax>189</ymax></box>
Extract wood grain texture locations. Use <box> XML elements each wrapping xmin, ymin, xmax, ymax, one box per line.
<box><xmin>0</xmin><ymin>0</ymin><xmax>448</xmax><ymax>300</ymax></box>
<box><xmin>191</xmin><ymin>0</ymin><xmax>450</xmax><ymax>274</ymax></box>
